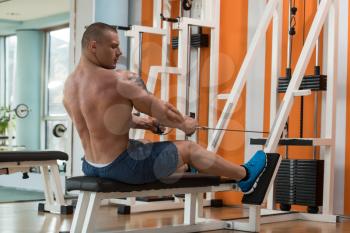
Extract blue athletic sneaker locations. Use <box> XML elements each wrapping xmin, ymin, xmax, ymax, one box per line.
<box><xmin>238</xmin><ymin>150</ymin><xmax>267</xmax><ymax>194</ymax></box>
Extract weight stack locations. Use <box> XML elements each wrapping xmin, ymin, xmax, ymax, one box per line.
<box><xmin>275</xmin><ymin>159</ymin><xmax>324</xmax><ymax>211</ymax></box>
<box><xmin>275</xmin><ymin>160</ymin><xmax>295</xmax><ymax>206</ymax></box>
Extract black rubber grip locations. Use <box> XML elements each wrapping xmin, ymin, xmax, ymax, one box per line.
<box><xmin>155</xmin><ymin>123</ymin><xmax>165</xmax><ymax>135</ymax></box>
<box><xmin>116</xmin><ymin>25</ymin><xmax>131</xmax><ymax>31</ymax></box>
<box><xmin>160</xmin><ymin>14</ymin><xmax>179</xmax><ymax>23</ymax></box>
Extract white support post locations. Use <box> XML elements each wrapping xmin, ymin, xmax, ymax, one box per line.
<box><xmin>153</xmin><ymin>0</ymin><xmax>162</xmax><ymax>28</ymax></box>
<box><xmin>267</xmin><ymin>0</ymin><xmax>283</xmax><ymax>210</ymax></box>
<box><xmin>176</xmin><ymin>20</ymin><xmax>190</xmax><ymax>139</ymax></box>
<box><xmin>264</xmin><ymin>0</ymin><xmax>333</xmax><ymax>153</ymax></box>
<box><xmin>160</xmin><ymin>0</ymin><xmax>171</xmax><ymax>141</ymax></box>
<box><xmin>204</xmin><ymin>0</ymin><xmax>221</xmax><ymax>201</ymax></box>
<box><xmin>270</xmin><ymin>0</ymin><xmax>283</xmax><ymax>128</ymax></box>
<box><xmin>208</xmin><ymin>0</ymin><xmax>221</xmax><ymax>142</ymax></box>
<box><xmin>228</xmin><ymin>205</ymin><xmax>261</xmax><ymax>232</ymax></box>
<box><xmin>187</xmin><ymin>47</ymin><xmax>200</xmax><ymax>142</ymax></box>
<box><xmin>81</xmin><ymin>192</ymin><xmax>101</xmax><ymax>233</ymax></box>
<box><xmin>322</xmin><ymin>0</ymin><xmax>338</xmax><ymax>215</ymax></box>
<box><xmin>40</xmin><ymin>166</ymin><xmax>54</xmax><ymax>206</ymax></box>
<box><xmin>129</xmin><ymin>35</ymin><xmax>140</xmax><ymax>74</ymax></box>
<box><xmin>69</xmin><ymin>0</ymin><xmax>95</xmax><ymax>177</ymax></box>
<box><xmin>196</xmin><ymin>193</ymin><xmax>204</xmax><ymax>219</ymax></box>
<box><xmin>202</xmin><ymin>0</ymin><xmax>212</xmax><ymax>20</ymax></box>
<box><xmin>50</xmin><ymin>165</ymin><xmax>65</xmax><ymax>205</ymax></box>
<box><xmin>248</xmin><ymin>205</ymin><xmax>261</xmax><ymax>232</ymax></box>
<box><xmin>184</xmin><ymin>193</ymin><xmax>196</xmax><ymax>225</ymax></box>
<box><xmin>207</xmin><ymin>0</ymin><xmax>280</xmax><ymax>153</ymax></box>
<box><xmin>71</xmin><ymin>192</ymin><xmax>91</xmax><ymax>233</ymax></box>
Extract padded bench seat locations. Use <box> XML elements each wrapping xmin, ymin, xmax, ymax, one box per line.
<box><xmin>66</xmin><ymin>173</ymin><xmax>234</xmax><ymax>193</ymax></box>
<box><xmin>0</xmin><ymin>150</ymin><xmax>72</xmax><ymax>214</ymax></box>
<box><xmin>0</xmin><ymin>151</ymin><xmax>68</xmax><ymax>162</ymax></box>
<box><xmin>65</xmin><ymin>154</ymin><xmax>281</xmax><ymax>233</ymax></box>
<box><xmin>66</xmin><ymin>153</ymin><xmax>280</xmax><ymax>206</ymax></box>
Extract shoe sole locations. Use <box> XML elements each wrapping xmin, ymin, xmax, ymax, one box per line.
<box><xmin>242</xmin><ymin>154</ymin><xmax>268</xmax><ymax>195</ymax></box>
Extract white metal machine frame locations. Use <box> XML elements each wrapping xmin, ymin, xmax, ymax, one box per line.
<box><xmin>69</xmin><ymin>181</ymin><xmax>285</xmax><ymax>233</ymax></box>
<box><xmin>206</xmin><ymin>0</ymin><xmax>339</xmax><ymax>225</ymax></box>
<box><xmin>86</xmin><ymin>0</ymin><xmax>338</xmax><ymax>230</ymax></box>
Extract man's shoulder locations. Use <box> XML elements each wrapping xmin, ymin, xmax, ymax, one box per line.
<box><xmin>115</xmin><ymin>70</ymin><xmax>138</xmax><ymax>79</ymax></box>
<box><xmin>113</xmin><ymin>70</ymin><xmax>150</xmax><ymax>100</ymax></box>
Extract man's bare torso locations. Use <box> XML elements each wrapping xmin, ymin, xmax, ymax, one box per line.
<box><xmin>63</xmin><ymin>64</ymin><xmax>134</xmax><ymax>164</ymax></box>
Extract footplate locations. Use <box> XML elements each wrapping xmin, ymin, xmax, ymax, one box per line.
<box><xmin>242</xmin><ymin>153</ymin><xmax>281</xmax><ymax>205</ymax></box>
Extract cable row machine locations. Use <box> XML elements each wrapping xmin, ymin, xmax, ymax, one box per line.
<box><xmin>65</xmin><ymin>0</ymin><xmax>341</xmax><ymax>232</ymax></box>
<box><xmin>126</xmin><ymin>0</ymin><xmax>340</xmax><ymax>223</ymax></box>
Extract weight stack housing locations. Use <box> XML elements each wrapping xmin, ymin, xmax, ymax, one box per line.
<box><xmin>275</xmin><ymin>159</ymin><xmax>324</xmax><ymax>209</ymax></box>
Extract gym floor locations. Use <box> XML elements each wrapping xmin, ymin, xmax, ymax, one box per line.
<box><xmin>0</xmin><ymin>201</ymin><xmax>349</xmax><ymax>233</ymax></box>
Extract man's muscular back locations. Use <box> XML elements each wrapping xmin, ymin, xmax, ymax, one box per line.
<box><xmin>63</xmin><ymin>65</ymin><xmax>134</xmax><ymax>164</ymax></box>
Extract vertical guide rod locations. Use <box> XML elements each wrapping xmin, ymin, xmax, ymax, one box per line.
<box><xmin>138</xmin><ymin>32</ymin><xmax>143</xmax><ymax>77</ymax></box>
<box><xmin>285</xmin><ymin>0</ymin><xmax>294</xmax><ymax>159</ymax></box>
<box><xmin>313</xmin><ymin>0</ymin><xmax>321</xmax><ymax>160</ymax></box>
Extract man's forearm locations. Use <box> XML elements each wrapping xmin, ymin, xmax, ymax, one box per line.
<box><xmin>151</xmin><ymin>101</ymin><xmax>185</xmax><ymax>131</ymax></box>
<box><xmin>131</xmin><ymin>93</ymin><xmax>186</xmax><ymax>131</ymax></box>
<box><xmin>130</xmin><ymin>115</ymin><xmax>150</xmax><ymax>130</ymax></box>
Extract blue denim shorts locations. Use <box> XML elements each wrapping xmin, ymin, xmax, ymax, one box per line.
<box><xmin>82</xmin><ymin>140</ymin><xmax>179</xmax><ymax>184</ymax></box>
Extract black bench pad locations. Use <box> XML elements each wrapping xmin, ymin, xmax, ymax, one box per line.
<box><xmin>66</xmin><ymin>173</ymin><xmax>233</xmax><ymax>193</ymax></box>
<box><xmin>0</xmin><ymin>151</ymin><xmax>68</xmax><ymax>162</ymax></box>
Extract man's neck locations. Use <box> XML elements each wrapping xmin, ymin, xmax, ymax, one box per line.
<box><xmin>80</xmin><ymin>54</ymin><xmax>99</xmax><ymax>68</ymax></box>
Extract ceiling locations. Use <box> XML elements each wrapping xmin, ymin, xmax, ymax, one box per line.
<box><xmin>0</xmin><ymin>0</ymin><xmax>69</xmax><ymax>22</ymax></box>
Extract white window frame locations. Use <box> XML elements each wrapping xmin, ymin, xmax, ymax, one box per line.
<box><xmin>41</xmin><ymin>25</ymin><xmax>71</xmax><ymax>175</ymax></box>
<box><xmin>0</xmin><ymin>37</ymin><xmax>5</xmax><ymax>106</ymax></box>
<box><xmin>0</xmin><ymin>35</ymin><xmax>17</xmax><ymax>108</ymax></box>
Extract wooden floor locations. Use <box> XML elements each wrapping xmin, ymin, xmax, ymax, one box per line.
<box><xmin>0</xmin><ymin>201</ymin><xmax>349</xmax><ymax>233</ymax></box>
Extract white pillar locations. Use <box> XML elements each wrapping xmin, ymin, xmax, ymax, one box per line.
<box><xmin>245</xmin><ymin>0</ymin><xmax>267</xmax><ymax>161</ymax></box>
<box><xmin>69</xmin><ymin>0</ymin><xmax>95</xmax><ymax>176</ymax></box>
<box><xmin>334</xmin><ymin>0</ymin><xmax>346</xmax><ymax>215</ymax></box>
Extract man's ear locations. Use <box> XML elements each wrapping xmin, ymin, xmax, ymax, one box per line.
<box><xmin>89</xmin><ymin>41</ymin><xmax>97</xmax><ymax>53</ymax></box>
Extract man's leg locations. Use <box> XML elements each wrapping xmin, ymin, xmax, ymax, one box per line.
<box><xmin>172</xmin><ymin>141</ymin><xmax>246</xmax><ymax>180</ymax></box>
<box><xmin>175</xmin><ymin>164</ymin><xmax>189</xmax><ymax>173</ymax></box>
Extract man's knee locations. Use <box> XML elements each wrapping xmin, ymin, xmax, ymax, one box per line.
<box><xmin>176</xmin><ymin>141</ymin><xmax>200</xmax><ymax>163</ymax></box>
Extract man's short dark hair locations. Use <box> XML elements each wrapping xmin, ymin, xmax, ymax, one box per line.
<box><xmin>82</xmin><ymin>22</ymin><xmax>117</xmax><ymax>50</ymax></box>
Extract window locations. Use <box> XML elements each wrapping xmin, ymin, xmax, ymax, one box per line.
<box><xmin>0</xmin><ymin>38</ymin><xmax>4</xmax><ymax>106</ymax></box>
<box><xmin>43</xmin><ymin>27</ymin><xmax>70</xmax><ymax>169</ymax></box>
<box><xmin>3</xmin><ymin>35</ymin><xmax>17</xmax><ymax>107</ymax></box>
<box><xmin>46</xmin><ymin>28</ymin><xmax>70</xmax><ymax>117</ymax></box>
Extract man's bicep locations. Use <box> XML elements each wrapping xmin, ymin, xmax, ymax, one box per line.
<box><xmin>132</xmin><ymin>94</ymin><xmax>160</xmax><ymax>117</ymax></box>
<box><xmin>117</xmin><ymin>76</ymin><xmax>163</xmax><ymax>117</ymax></box>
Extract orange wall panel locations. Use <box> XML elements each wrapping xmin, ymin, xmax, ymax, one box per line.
<box><xmin>210</xmin><ymin>0</ymin><xmax>248</xmax><ymax>205</ymax></box>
